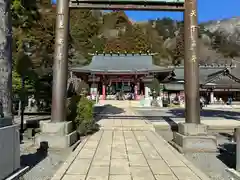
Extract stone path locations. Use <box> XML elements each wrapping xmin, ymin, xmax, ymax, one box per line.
<box><xmin>51</xmin><ymin>103</ymin><xmax>211</xmax><ymax>180</ymax></box>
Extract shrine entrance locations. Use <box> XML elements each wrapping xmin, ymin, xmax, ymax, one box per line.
<box><xmin>52</xmin><ymin>0</ymin><xmax>200</xmax><ymax>124</ymax></box>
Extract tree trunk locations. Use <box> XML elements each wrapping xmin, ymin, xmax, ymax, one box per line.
<box><xmin>0</xmin><ymin>0</ymin><xmax>12</xmax><ymax>122</ymax></box>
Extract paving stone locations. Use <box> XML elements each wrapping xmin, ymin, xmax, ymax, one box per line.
<box><xmin>77</xmin><ymin>149</ymin><xmax>95</xmax><ymax>159</ymax></box>
<box><xmin>126</xmin><ymin>144</ymin><xmax>142</xmax><ymax>153</ymax></box>
<box><xmin>92</xmin><ymin>159</ymin><xmax>110</xmax><ymax>166</ymax></box>
<box><xmin>112</xmin><ymin>142</ymin><xmax>125</xmax><ymax>148</ymax></box>
<box><xmin>86</xmin><ymin>176</ymin><xmax>109</xmax><ymax>180</ymax></box>
<box><xmin>171</xmin><ymin>167</ymin><xmax>201</xmax><ymax>180</ymax></box>
<box><xmin>128</xmin><ymin>153</ymin><xmax>148</xmax><ymax>166</ymax></box>
<box><xmin>88</xmin><ymin>166</ymin><xmax>109</xmax><ymax>177</ymax></box>
<box><xmin>130</xmin><ymin>166</ymin><xmax>152</xmax><ymax>177</ymax></box>
<box><xmin>84</xmin><ymin>141</ymin><xmax>99</xmax><ymax>149</ymax></box>
<box><xmin>132</xmin><ymin>176</ymin><xmax>155</xmax><ymax>180</ymax></box>
<box><xmin>154</xmin><ymin>175</ymin><xmax>178</xmax><ymax>180</ymax></box>
<box><xmin>147</xmin><ymin>159</ymin><xmax>172</xmax><ymax>175</ymax></box>
<box><xmin>138</xmin><ymin>141</ymin><xmax>153</xmax><ymax>149</ymax></box>
<box><xmin>94</xmin><ymin>154</ymin><xmax>111</xmax><ymax>161</ymax></box>
<box><xmin>55</xmin><ymin>106</ymin><xmax>212</xmax><ymax>180</ymax></box>
<box><xmin>67</xmin><ymin>159</ymin><xmax>92</xmax><ymax>174</ymax></box>
<box><xmin>112</xmin><ymin>148</ymin><xmax>128</xmax><ymax>159</ymax></box>
<box><xmin>61</xmin><ymin>174</ymin><xmax>86</xmax><ymax>180</ymax></box>
<box><xmin>162</xmin><ymin>156</ymin><xmax>186</xmax><ymax>167</ymax></box>
<box><xmin>110</xmin><ymin>159</ymin><xmax>130</xmax><ymax>175</ymax></box>
<box><xmin>143</xmin><ymin>150</ymin><xmax>162</xmax><ymax>159</ymax></box>
<box><xmin>109</xmin><ymin>175</ymin><xmax>131</xmax><ymax>180</ymax></box>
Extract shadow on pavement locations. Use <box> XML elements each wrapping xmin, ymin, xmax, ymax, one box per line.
<box><xmin>217</xmin><ymin>143</ymin><xmax>236</xmax><ymax>169</ymax></box>
<box><xmin>20</xmin><ymin>141</ymin><xmax>48</xmax><ymax>170</ymax></box>
<box><xmin>168</xmin><ymin>108</ymin><xmax>240</xmax><ymax>120</ymax></box>
<box><xmin>94</xmin><ymin>105</ymin><xmax>125</xmax><ymax>121</ymax></box>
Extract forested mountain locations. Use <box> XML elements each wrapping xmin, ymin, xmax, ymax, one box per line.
<box><xmin>69</xmin><ymin>10</ymin><xmax>240</xmax><ymax>66</ymax></box>
<box><xmin>12</xmin><ymin>1</ymin><xmax>240</xmax><ymax>98</ymax></box>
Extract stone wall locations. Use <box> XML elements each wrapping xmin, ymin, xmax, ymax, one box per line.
<box><xmin>0</xmin><ymin>125</ymin><xmax>20</xmax><ymax>179</ymax></box>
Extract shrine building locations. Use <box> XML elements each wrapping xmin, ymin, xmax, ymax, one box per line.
<box><xmin>71</xmin><ymin>53</ymin><xmax>172</xmax><ymax>100</ymax></box>
<box><xmin>71</xmin><ymin>53</ymin><xmax>240</xmax><ymax>103</ymax></box>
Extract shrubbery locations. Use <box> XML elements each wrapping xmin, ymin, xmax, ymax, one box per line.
<box><xmin>72</xmin><ymin>96</ymin><xmax>99</xmax><ymax>136</ymax></box>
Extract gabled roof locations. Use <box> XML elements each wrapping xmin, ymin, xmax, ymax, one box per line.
<box><xmin>203</xmin><ymin>69</ymin><xmax>240</xmax><ymax>87</ymax></box>
<box><xmin>71</xmin><ymin>54</ymin><xmax>172</xmax><ymax>74</ymax></box>
<box><xmin>171</xmin><ymin>65</ymin><xmax>233</xmax><ymax>84</ymax></box>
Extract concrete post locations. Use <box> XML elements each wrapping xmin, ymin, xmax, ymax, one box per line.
<box><xmin>51</xmin><ymin>0</ymin><xmax>70</xmax><ymax>122</ymax></box>
<box><xmin>210</xmin><ymin>91</ymin><xmax>214</xmax><ymax>104</ymax></box>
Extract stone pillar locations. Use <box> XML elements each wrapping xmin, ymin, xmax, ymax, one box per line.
<box><xmin>0</xmin><ymin>0</ymin><xmax>12</xmax><ymax>125</ymax></box>
<box><xmin>172</xmin><ymin>0</ymin><xmax>216</xmax><ymax>153</ymax></box>
<box><xmin>102</xmin><ymin>83</ymin><xmax>106</xmax><ymax>100</ymax></box>
<box><xmin>51</xmin><ymin>0</ymin><xmax>70</xmax><ymax>122</ymax></box>
<box><xmin>0</xmin><ymin>1</ymin><xmax>20</xmax><ymax>179</ymax></box>
<box><xmin>184</xmin><ymin>0</ymin><xmax>200</xmax><ymax>124</ymax></box>
<box><xmin>134</xmin><ymin>84</ymin><xmax>138</xmax><ymax>100</ymax></box>
<box><xmin>210</xmin><ymin>91</ymin><xmax>214</xmax><ymax>104</ymax></box>
<box><xmin>144</xmin><ymin>85</ymin><xmax>150</xmax><ymax>98</ymax></box>
<box><xmin>36</xmin><ymin>0</ymin><xmax>78</xmax><ymax>148</ymax></box>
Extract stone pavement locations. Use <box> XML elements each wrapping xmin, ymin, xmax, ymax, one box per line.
<box><xmin>51</xmin><ymin>103</ymin><xmax>210</xmax><ymax>180</ymax></box>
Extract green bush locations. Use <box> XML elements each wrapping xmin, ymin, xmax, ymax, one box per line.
<box><xmin>66</xmin><ymin>95</ymin><xmax>81</xmax><ymax>130</ymax></box>
<box><xmin>75</xmin><ymin>97</ymin><xmax>99</xmax><ymax>136</ymax></box>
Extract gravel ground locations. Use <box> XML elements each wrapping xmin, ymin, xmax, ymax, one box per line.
<box><xmin>20</xmin><ymin>138</ymin><xmax>72</xmax><ymax>180</ymax></box>
<box><xmin>156</xmin><ymin>129</ymin><xmax>235</xmax><ymax>180</ymax></box>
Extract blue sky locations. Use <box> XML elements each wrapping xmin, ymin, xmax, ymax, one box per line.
<box><xmin>52</xmin><ymin>0</ymin><xmax>240</xmax><ymax>23</ymax></box>
<box><xmin>124</xmin><ymin>0</ymin><xmax>240</xmax><ymax>22</ymax></box>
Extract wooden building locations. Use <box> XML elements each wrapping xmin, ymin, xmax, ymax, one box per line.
<box><xmin>71</xmin><ymin>53</ymin><xmax>240</xmax><ymax>102</ymax></box>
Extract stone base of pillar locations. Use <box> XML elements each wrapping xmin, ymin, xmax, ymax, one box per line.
<box><xmin>171</xmin><ymin>123</ymin><xmax>217</xmax><ymax>153</ymax></box>
<box><xmin>0</xmin><ymin>116</ymin><xmax>12</xmax><ymax>127</ymax></box>
<box><xmin>35</xmin><ymin>121</ymin><xmax>78</xmax><ymax>149</ymax></box>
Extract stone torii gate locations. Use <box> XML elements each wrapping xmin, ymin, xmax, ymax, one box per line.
<box><xmin>45</xmin><ymin>0</ymin><xmax>216</xmax><ymax>151</ymax></box>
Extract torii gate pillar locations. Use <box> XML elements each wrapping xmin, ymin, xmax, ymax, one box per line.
<box><xmin>51</xmin><ymin>0</ymin><xmax>70</xmax><ymax>122</ymax></box>
<box><xmin>35</xmin><ymin>0</ymin><xmax>77</xmax><ymax>148</ymax></box>
<box><xmin>172</xmin><ymin>0</ymin><xmax>217</xmax><ymax>153</ymax></box>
